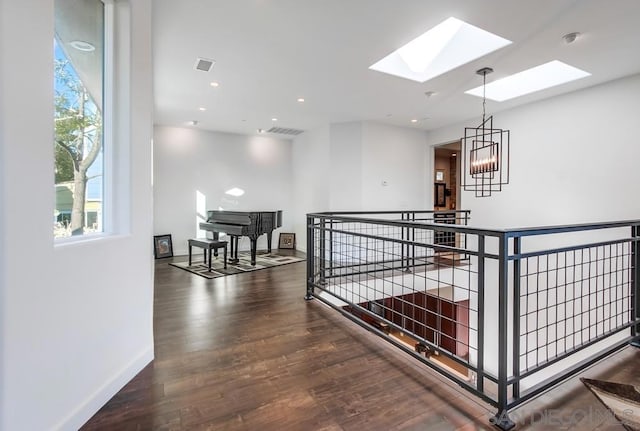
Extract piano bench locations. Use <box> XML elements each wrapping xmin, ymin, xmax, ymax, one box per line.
<box><xmin>188</xmin><ymin>238</ymin><xmax>228</xmax><ymax>271</ymax></box>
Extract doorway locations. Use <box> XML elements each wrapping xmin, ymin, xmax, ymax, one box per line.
<box><xmin>433</xmin><ymin>141</ymin><xmax>461</xmax><ymax>211</ymax></box>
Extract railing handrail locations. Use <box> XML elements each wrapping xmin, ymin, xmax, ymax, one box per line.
<box><xmin>309</xmin><ymin>211</ymin><xmax>640</xmax><ymax>240</ymax></box>
<box><xmin>307</xmin><ymin>210</ymin><xmax>640</xmax><ymax>238</ymax></box>
<box><xmin>308</xmin><ymin>215</ymin><xmax>503</xmax><ymax>238</ymax></box>
<box><xmin>308</xmin><ymin>209</ymin><xmax>470</xmax><ymax>216</ymax></box>
<box><xmin>503</xmin><ymin>219</ymin><xmax>640</xmax><ymax>237</ymax></box>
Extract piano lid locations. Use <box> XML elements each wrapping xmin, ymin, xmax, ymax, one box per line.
<box><xmin>206</xmin><ymin>210</ymin><xmax>281</xmax><ymax>215</ymax></box>
<box><xmin>206</xmin><ymin>209</ymin><xmax>282</xmax><ymax>226</ymax></box>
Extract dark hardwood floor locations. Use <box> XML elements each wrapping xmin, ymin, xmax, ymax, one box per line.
<box><xmin>81</xmin><ymin>252</ymin><xmax>640</xmax><ymax>430</ymax></box>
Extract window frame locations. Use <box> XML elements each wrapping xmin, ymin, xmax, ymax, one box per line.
<box><xmin>54</xmin><ymin>0</ymin><xmax>116</xmax><ymax>243</ymax></box>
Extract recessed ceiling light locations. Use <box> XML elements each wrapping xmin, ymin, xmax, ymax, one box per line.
<box><xmin>465</xmin><ymin>60</ymin><xmax>591</xmax><ymax>102</ymax></box>
<box><xmin>210</xmin><ymin>81</ymin><xmax>220</xmax><ymax>87</ymax></box>
<box><xmin>69</xmin><ymin>40</ymin><xmax>95</xmax><ymax>52</ymax></box>
<box><xmin>411</xmin><ymin>119</ymin><xmax>418</xmax><ymax>123</ymax></box>
<box><xmin>452</xmin><ymin>153</ymin><xmax>457</xmax><ymax>157</ymax></box>
<box><xmin>225</xmin><ymin>187</ymin><xmax>245</xmax><ymax>197</ymax></box>
<box><xmin>189</xmin><ymin>120</ymin><xmax>198</xmax><ymax>126</ymax></box>
<box><xmin>271</xmin><ymin>118</ymin><xmax>278</xmax><ymax>122</ymax></box>
<box><xmin>297</xmin><ymin>98</ymin><xmax>305</xmax><ymax>102</ymax></box>
<box><xmin>198</xmin><ymin>107</ymin><xmax>206</xmax><ymax>111</ymax></box>
<box><xmin>369</xmin><ymin>17</ymin><xmax>511</xmax><ymax>83</ymax></box>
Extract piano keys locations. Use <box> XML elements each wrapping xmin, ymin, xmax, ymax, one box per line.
<box><xmin>199</xmin><ymin>210</ymin><xmax>283</xmax><ymax>265</ymax></box>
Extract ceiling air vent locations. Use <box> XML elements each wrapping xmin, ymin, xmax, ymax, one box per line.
<box><xmin>194</xmin><ymin>57</ymin><xmax>215</xmax><ymax>72</ymax></box>
<box><xmin>267</xmin><ymin>127</ymin><xmax>304</xmax><ymax>136</ymax></box>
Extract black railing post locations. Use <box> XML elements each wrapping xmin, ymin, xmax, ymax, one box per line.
<box><xmin>328</xmin><ymin>219</ymin><xmax>334</xmax><ymax>277</ymax></box>
<box><xmin>402</xmin><ymin>212</ymin><xmax>410</xmax><ymax>272</ymax></box>
<box><xmin>476</xmin><ymin>235</ymin><xmax>485</xmax><ymax>393</ymax></box>
<box><xmin>462</xmin><ymin>211</ymin><xmax>470</xmax><ymax>259</ymax></box>
<box><xmin>631</xmin><ymin>225</ymin><xmax>640</xmax><ymax>345</ymax></box>
<box><xmin>305</xmin><ymin>214</ymin><xmax>315</xmax><ymax>300</ymax></box>
<box><xmin>319</xmin><ymin>216</ymin><xmax>326</xmax><ymax>286</ymax></box>
<box><xmin>411</xmin><ymin>211</ymin><xmax>416</xmax><ymax>269</ymax></box>
<box><xmin>512</xmin><ymin>237</ymin><xmax>521</xmax><ymax>400</ymax></box>
<box><xmin>492</xmin><ymin>233</ymin><xmax>515</xmax><ymax>431</ymax></box>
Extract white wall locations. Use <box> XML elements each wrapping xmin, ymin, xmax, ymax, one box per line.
<box><xmin>0</xmin><ymin>2</ymin><xmax>6</xmax><ymax>424</ymax></box>
<box><xmin>429</xmin><ymin>73</ymin><xmax>640</xmax><ymax>229</ymax></box>
<box><xmin>291</xmin><ymin>125</ymin><xmax>331</xmax><ymax>249</ymax></box>
<box><xmin>153</xmin><ymin>126</ymin><xmax>294</xmax><ymax>255</ymax></box>
<box><xmin>0</xmin><ymin>1</ymin><xmax>154</xmax><ymax>430</ymax></box>
<box><xmin>329</xmin><ymin>122</ymin><xmax>363</xmax><ymax>211</ymax></box>
<box><xmin>361</xmin><ymin>122</ymin><xmax>428</xmax><ymax>210</ymax></box>
<box><xmin>291</xmin><ymin>121</ymin><xmax>429</xmax><ymax>250</ymax></box>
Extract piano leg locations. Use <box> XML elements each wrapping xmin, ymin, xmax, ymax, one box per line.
<box><xmin>266</xmin><ymin>231</ymin><xmax>273</xmax><ymax>253</ymax></box>
<box><xmin>212</xmin><ymin>232</ymin><xmax>219</xmax><ymax>257</ymax></box>
<box><xmin>228</xmin><ymin>235</ymin><xmax>240</xmax><ymax>264</ymax></box>
<box><xmin>250</xmin><ymin>238</ymin><xmax>258</xmax><ymax>265</ymax></box>
<box><xmin>234</xmin><ymin>236</ymin><xmax>239</xmax><ymax>262</ymax></box>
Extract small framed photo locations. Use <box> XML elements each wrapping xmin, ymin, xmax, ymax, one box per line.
<box><xmin>435</xmin><ymin>170</ymin><xmax>445</xmax><ymax>182</ymax></box>
<box><xmin>278</xmin><ymin>232</ymin><xmax>296</xmax><ymax>249</ymax></box>
<box><xmin>153</xmin><ymin>234</ymin><xmax>173</xmax><ymax>259</ymax></box>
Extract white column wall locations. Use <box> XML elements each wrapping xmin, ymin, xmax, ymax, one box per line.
<box><xmin>0</xmin><ymin>2</ymin><xmax>6</xmax><ymax>425</ymax></box>
<box><xmin>361</xmin><ymin>122</ymin><xmax>428</xmax><ymax>210</ymax></box>
<box><xmin>153</xmin><ymin>126</ymin><xmax>294</xmax><ymax>256</ymax></box>
<box><xmin>291</xmin><ymin>125</ymin><xmax>331</xmax><ymax>250</ymax></box>
<box><xmin>0</xmin><ymin>1</ymin><xmax>154</xmax><ymax>430</ymax></box>
<box><xmin>329</xmin><ymin>122</ymin><xmax>364</xmax><ymax>211</ymax></box>
<box><xmin>292</xmin><ymin>121</ymin><xmax>429</xmax><ymax>250</ymax></box>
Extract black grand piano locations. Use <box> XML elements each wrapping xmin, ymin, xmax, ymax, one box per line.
<box><xmin>199</xmin><ymin>210</ymin><xmax>282</xmax><ymax>266</ymax></box>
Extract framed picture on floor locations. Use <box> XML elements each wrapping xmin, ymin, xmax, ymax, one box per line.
<box><xmin>154</xmin><ymin>234</ymin><xmax>174</xmax><ymax>259</ymax></box>
<box><xmin>278</xmin><ymin>232</ymin><xmax>296</xmax><ymax>249</ymax></box>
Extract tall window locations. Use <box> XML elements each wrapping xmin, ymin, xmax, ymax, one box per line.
<box><xmin>54</xmin><ymin>0</ymin><xmax>106</xmax><ymax>238</ymax></box>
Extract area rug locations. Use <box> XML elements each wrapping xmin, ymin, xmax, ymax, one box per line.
<box><xmin>169</xmin><ymin>251</ymin><xmax>305</xmax><ymax>279</ymax></box>
<box><xmin>581</xmin><ymin>378</ymin><xmax>640</xmax><ymax>430</ymax></box>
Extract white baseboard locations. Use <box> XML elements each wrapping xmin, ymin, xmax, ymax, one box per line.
<box><xmin>53</xmin><ymin>346</ymin><xmax>154</xmax><ymax>431</ymax></box>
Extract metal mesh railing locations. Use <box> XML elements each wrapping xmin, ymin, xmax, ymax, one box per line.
<box><xmin>306</xmin><ymin>212</ymin><xmax>640</xmax><ymax>430</ymax></box>
<box><xmin>518</xmin><ymin>243</ymin><xmax>633</xmax><ymax>373</ymax></box>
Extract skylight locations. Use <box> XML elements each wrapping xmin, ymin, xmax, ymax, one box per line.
<box><xmin>465</xmin><ymin>60</ymin><xmax>591</xmax><ymax>101</ymax></box>
<box><xmin>369</xmin><ymin>17</ymin><xmax>511</xmax><ymax>83</ymax></box>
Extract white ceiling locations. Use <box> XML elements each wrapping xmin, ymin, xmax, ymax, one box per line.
<box><xmin>153</xmin><ymin>0</ymin><xmax>640</xmax><ymax>137</ymax></box>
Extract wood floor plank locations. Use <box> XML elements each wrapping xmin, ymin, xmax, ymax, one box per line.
<box><xmin>80</xmin><ymin>252</ymin><xmax>640</xmax><ymax>430</ymax></box>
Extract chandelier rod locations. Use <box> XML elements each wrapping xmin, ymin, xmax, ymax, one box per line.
<box><xmin>476</xmin><ymin>67</ymin><xmax>493</xmax><ymax>124</ymax></box>
<box><xmin>482</xmin><ymin>70</ymin><xmax>487</xmax><ymax>123</ymax></box>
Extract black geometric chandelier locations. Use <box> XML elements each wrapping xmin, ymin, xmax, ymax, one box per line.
<box><xmin>461</xmin><ymin>67</ymin><xmax>510</xmax><ymax>197</ymax></box>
